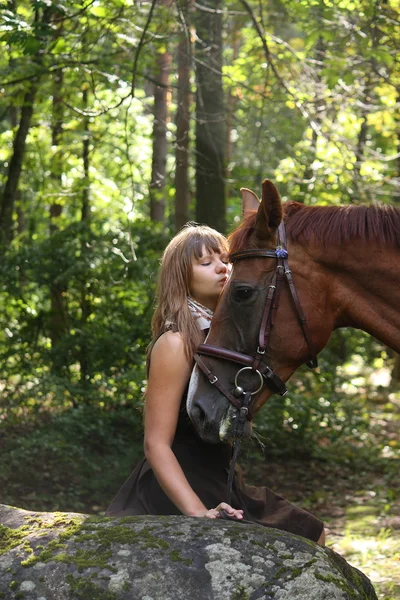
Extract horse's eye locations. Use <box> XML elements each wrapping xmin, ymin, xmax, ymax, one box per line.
<box><xmin>233</xmin><ymin>287</ymin><xmax>254</xmax><ymax>302</ymax></box>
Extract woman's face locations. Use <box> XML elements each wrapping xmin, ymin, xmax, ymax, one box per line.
<box><xmin>190</xmin><ymin>245</ymin><xmax>230</xmax><ymax>310</ymax></box>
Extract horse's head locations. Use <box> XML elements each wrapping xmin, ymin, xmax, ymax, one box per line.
<box><xmin>187</xmin><ymin>180</ymin><xmax>334</xmax><ymax>443</ymax></box>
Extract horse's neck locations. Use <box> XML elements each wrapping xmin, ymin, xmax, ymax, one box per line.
<box><xmin>321</xmin><ymin>243</ymin><xmax>400</xmax><ymax>353</ymax></box>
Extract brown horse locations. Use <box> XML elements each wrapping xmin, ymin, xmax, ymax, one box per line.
<box><xmin>187</xmin><ymin>179</ymin><xmax>400</xmax><ymax>444</ymax></box>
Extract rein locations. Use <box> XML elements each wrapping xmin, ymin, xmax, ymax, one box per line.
<box><xmin>193</xmin><ymin>222</ymin><xmax>318</xmax><ymax>517</ymax></box>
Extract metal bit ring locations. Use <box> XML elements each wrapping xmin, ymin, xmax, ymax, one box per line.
<box><xmin>234</xmin><ymin>367</ymin><xmax>263</xmax><ymax>396</ymax></box>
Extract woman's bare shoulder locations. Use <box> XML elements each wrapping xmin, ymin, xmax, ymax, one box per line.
<box><xmin>150</xmin><ymin>331</ymin><xmax>189</xmax><ymax>369</ymax></box>
<box><xmin>152</xmin><ymin>330</ymin><xmax>184</xmax><ymax>352</ymax></box>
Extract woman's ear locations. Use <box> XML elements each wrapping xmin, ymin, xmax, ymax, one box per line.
<box><xmin>240</xmin><ymin>188</ymin><xmax>260</xmax><ymax>219</ymax></box>
<box><xmin>254</xmin><ymin>179</ymin><xmax>282</xmax><ymax>242</ymax></box>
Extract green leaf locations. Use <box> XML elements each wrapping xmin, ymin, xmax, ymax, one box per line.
<box><xmin>51</xmin><ymin>37</ymin><xmax>66</xmax><ymax>55</ymax></box>
<box><xmin>90</xmin><ymin>6</ymin><xmax>107</xmax><ymax>18</ymax></box>
<box><xmin>23</xmin><ymin>36</ymin><xmax>41</xmax><ymax>56</ymax></box>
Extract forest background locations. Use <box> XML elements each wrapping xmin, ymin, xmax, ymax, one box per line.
<box><xmin>0</xmin><ymin>1</ymin><xmax>399</xmax><ymax>598</ymax></box>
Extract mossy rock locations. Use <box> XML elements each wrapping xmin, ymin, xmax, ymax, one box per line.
<box><xmin>0</xmin><ymin>504</ymin><xmax>377</xmax><ymax>599</ymax></box>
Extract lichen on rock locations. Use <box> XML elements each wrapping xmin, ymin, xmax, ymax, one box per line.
<box><xmin>0</xmin><ymin>504</ymin><xmax>377</xmax><ymax>600</ymax></box>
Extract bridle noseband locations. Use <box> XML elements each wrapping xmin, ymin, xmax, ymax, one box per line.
<box><xmin>193</xmin><ymin>222</ymin><xmax>318</xmax><ymax>430</ymax></box>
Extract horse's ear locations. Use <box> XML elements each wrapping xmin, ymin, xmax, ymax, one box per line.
<box><xmin>255</xmin><ymin>179</ymin><xmax>282</xmax><ymax>241</ymax></box>
<box><xmin>240</xmin><ymin>188</ymin><xmax>260</xmax><ymax>219</ymax></box>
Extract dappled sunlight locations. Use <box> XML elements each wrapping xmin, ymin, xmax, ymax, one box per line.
<box><xmin>329</xmin><ymin>531</ymin><xmax>400</xmax><ymax>600</ymax></box>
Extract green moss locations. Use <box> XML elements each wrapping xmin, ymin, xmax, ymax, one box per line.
<box><xmin>84</xmin><ymin>516</ymin><xmax>111</xmax><ymax>525</ymax></box>
<box><xmin>21</xmin><ymin>540</ymin><xmax>68</xmax><ymax>567</ymax></box>
<box><xmin>169</xmin><ymin>549</ymin><xmax>192</xmax><ymax>566</ymax></box>
<box><xmin>6</xmin><ymin>512</ymin><xmax>175</xmax><ymax>577</ymax></box>
<box><xmin>286</xmin><ymin>559</ymin><xmax>317</xmax><ymax>581</ymax></box>
<box><xmin>24</xmin><ymin>517</ymin><xmax>44</xmax><ymax>527</ymax></box>
<box><xmin>0</xmin><ymin>524</ymin><xmax>31</xmax><ymax>555</ymax></box>
<box><xmin>66</xmin><ymin>574</ymin><xmax>118</xmax><ymax>600</ymax></box>
<box><xmin>138</xmin><ymin>561</ymin><xmax>148</xmax><ymax>567</ymax></box>
<box><xmin>273</xmin><ymin>566</ymin><xmax>290</xmax><ymax>580</ymax></box>
<box><xmin>14</xmin><ymin>593</ymin><xmax>24</xmax><ymax>600</ymax></box>
<box><xmin>315</xmin><ymin>572</ymin><xmax>360</xmax><ymax>600</ymax></box>
<box><xmin>116</xmin><ymin>516</ymin><xmax>143</xmax><ymax>525</ymax></box>
<box><xmin>9</xmin><ymin>581</ymin><xmax>19</xmax><ymax>591</ymax></box>
<box><xmin>21</xmin><ymin>540</ymin><xmax>117</xmax><ymax>573</ymax></box>
<box><xmin>57</xmin><ymin>520</ymin><xmax>85</xmax><ymax>541</ymax></box>
<box><xmin>90</xmin><ymin>525</ymin><xmax>143</xmax><ymax>545</ymax></box>
<box><xmin>84</xmin><ymin>524</ymin><xmax>170</xmax><ymax>550</ymax></box>
<box><xmin>53</xmin><ymin>548</ymin><xmax>113</xmax><ymax>571</ymax></box>
<box><xmin>142</xmin><ymin>539</ymin><xmax>169</xmax><ymax>550</ymax></box>
<box><xmin>73</xmin><ymin>533</ymin><xmax>95</xmax><ymax>542</ymax></box>
<box><xmin>0</xmin><ymin>592</ymin><xmax>6</xmax><ymax>598</ymax></box>
<box><xmin>232</xmin><ymin>585</ymin><xmax>250</xmax><ymax>600</ymax></box>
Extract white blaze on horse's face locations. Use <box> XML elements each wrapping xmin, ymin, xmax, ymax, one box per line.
<box><xmin>187</xmin><ymin>365</ymin><xmax>237</xmax><ymax>442</ymax></box>
<box><xmin>187</xmin><ymin>364</ymin><xmax>253</xmax><ymax>443</ymax></box>
<box><xmin>219</xmin><ymin>406</ymin><xmax>235</xmax><ymax>441</ymax></box>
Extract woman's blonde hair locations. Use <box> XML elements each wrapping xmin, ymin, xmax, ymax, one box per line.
<box><xmin>149</xmin><ymin>223</ymin><xmax>228</xmax><ymax>363</ymax></box>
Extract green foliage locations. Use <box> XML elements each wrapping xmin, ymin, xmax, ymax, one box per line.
<box><xmin>0</xmin><ymin>405</ymin><xmax>143</xmax><ymax>512</ymax></box>
<box><xmin>252</xmin><ymin>329</ymin><xmax>394</xmax><ymax>460</ymax></box>
<box><xmin>0</xmin><ymin>220</ymin><xmax>169</xmax><ymax>412</ymax></box>
<box><xmin>224</xmin><ymin>0</ymin><xmax>399</xmax><ymax>207</ymax></box>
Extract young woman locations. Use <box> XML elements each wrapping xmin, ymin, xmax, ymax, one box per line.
<box><xmin>106</xmin><ymin>224</ymin><xmax>325</xmax><ymax>544</ymax></box>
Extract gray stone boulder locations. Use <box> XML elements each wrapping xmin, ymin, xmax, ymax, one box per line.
<box><xmin>0</xmin><ymin>504</ymin><xmax>377</xmax><ymax>600</ymax></box>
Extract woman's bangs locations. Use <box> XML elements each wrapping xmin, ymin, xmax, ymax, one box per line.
<box><xmin>192</xmin><ymin>232</ymin><xmax>228</xmax><ymax>259</ymax></box>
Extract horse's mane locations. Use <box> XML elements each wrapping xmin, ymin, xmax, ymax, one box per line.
<box><xmin>229</xmin><ymin>202</ymin><xmax>400</xmax><ymax>252</ymax></box>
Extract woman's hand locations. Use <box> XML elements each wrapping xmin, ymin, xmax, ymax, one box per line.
<box><xmin>203</xmin><ymin>502</ymin><xmax>244</xmax><ymax>520</ymax></box>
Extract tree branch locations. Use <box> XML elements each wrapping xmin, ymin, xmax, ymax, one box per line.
<box><xmin>131</xmin><ymin>0</ymin><xmax>158</xmax><ymax>98</ymax></box>
<box><xmin>239</xmin><ymin>0</ymin><xmax>323</xmax><ymax>138</ymax></box>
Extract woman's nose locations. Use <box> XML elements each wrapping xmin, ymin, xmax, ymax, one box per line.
<box><xmin>216</xmin><ymin>260</ymin><xmax>227</xmax><ymax>272</ymax></box>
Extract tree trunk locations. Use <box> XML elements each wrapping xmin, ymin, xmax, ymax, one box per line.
<box><xmin>49</xmin><ymin>22</ymin><xmax>68</xmax><ymax>375</ymax></box>
<box><xmin>225</xmin><ymin>29</ymin><xmax>241</xmax><ymax>203</ymax></box>
<box><xmin>174</xmin><ymin>0</ymin><xmax>193</xmax><ymax>231</ymax></box>
<box><xmin>150</xmin><ymin>0</ymin><xmax>172</xmax><ymax>223</ymax></box>
<box><xmin>298</xmin><ymin>34</ymin><xmax>325</xmax><ymax>204</ymax></box>
<box><xmin>390</xmin><ymin>90</ymin><xmax>400</xmax><ymax>386</ymax></box>
<box><xmin>0</xmin><ymin>4</ymin><xmax>51</xmax><ymax>249</ymax></box>
<box><xmin>392</xmin><ymin>354</ymin><xmax>400</xmax><ymax>383</ymax></box>
<box><xmin>0</xmin><ymin>83</ymin><xmax>39</xmax><ymax>247</ymax></box>
<box><xmin>79</xmin><ymin>87</ymin><xmax>91</xmax><ymax>397</ymax></box>
<box><xmin>194</xmin><ymin>0</ymin><xmax>226</xmax><ymax>233</ymax></box>
<box><xmin>353</xmin><ymin>4</ymin><xmax>381</xmax><ymax>203</ymax></box>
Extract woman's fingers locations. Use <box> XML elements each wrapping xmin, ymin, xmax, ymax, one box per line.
<box><xmin>203</xmin><ymin>503</ymin><xmax>244</xmax><ymax>520</ymax></box>
<box><xmin>215</xmin><ymin>503</ymin><xmax>244</xmax><ymax>519</ymax></box>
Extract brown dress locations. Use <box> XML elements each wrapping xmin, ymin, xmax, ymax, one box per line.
<box><xmin>105</xmin><ymin>394</ymin><xmax>324</xmax><ymax>543</ymax></box>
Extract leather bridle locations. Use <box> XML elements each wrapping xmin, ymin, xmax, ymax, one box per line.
<box><xmin>193</xmin><ymin>221</ymin><xmax>318</xmax><ymax>431</ymax></box>
<box><xmin>192</xmin><ymin>221</ymin><xmax>318</xmax><ymax>515</ymax></box>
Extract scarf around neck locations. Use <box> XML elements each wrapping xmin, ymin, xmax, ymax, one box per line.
<box><xmin>188</xmin><ymin>297</ymin><xmax>213</xmax><ymax>331</ymax></box>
